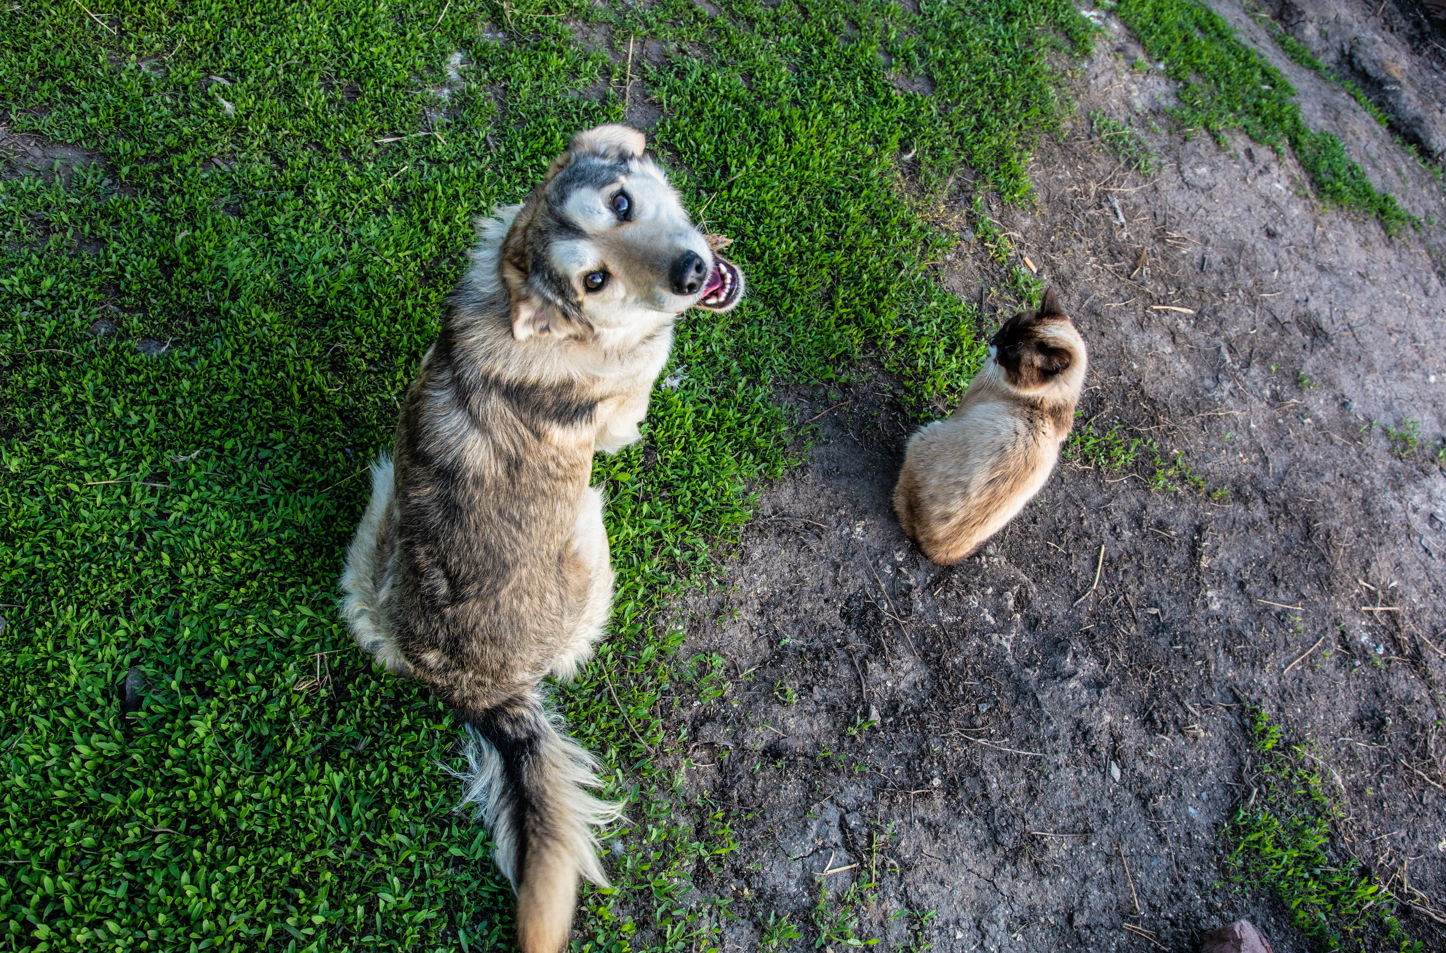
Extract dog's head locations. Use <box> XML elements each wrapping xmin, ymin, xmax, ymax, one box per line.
<box><xmin>988</xmin><ymin>287</ymin><xmax>1084</xmax><ymax>392</ymax></box>
<box><xmin>501</xmin><ymin>124</ymin><xmax>745</xmax><ymax>341</ymax></box>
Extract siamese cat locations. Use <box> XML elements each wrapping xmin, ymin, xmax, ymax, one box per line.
<box><xmin>894</xmin><ymin>288</ymin><xmax>1087</xmax><ymax>565</ymax></box>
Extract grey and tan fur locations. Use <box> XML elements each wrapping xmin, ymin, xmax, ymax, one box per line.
<box><xmin>894</xmin><ymin>287</ymin><xmax>1086</xmax><ymax>565</ymax></box>
<box><xmin>339</xmin><ymin>125</ymin><xmax>744</xmax><ymax>953</ymax></box>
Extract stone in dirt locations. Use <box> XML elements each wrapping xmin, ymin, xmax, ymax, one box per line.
<box><xmin>134</xmin><ymin>338</ymin><xmax>173</xmax><ymax>357</ymax></box>
<box><xmin>1201</xmin><ymin>920</ymin><xmax>1273</xmax><ymax>953</ymax></box>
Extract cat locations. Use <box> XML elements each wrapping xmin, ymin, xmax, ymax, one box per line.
<box><xmin>894</xmin><ymin>287</ymin><xmax>1087</xmax><ymax>565</ymax></box>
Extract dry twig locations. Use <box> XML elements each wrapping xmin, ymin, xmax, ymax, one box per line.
<box><xmin>1122</xmin><ymin>923</ymin><xmax>1168</xmax><ymax>951</ymax></box>
<box><xmin>71</xmin><ymin>0</ymin><xmax>116</xmax><ymax>34</ymax></box>
<box><xmin>1282</xmin><ymin>635</ymin><xmax>1327</xmax><ymax>675</ymax></box>
<box><xmin>1073</xmin><ymin>544</ymin><xmax>1105</xmax><ymax>607</ymax></box>
<box><xmin>952</xmin><ymin>731</ymin><xmax>1044</xmax><ymax>758</ymax></box>
<box><xmin>602</xmin><ymin>667</ymin><xmax>655</xmax><ymax>755</ymax></box>
<box><xmin>1119</xmin><ymin>846</ymin><xmax>1141</xmax><ymax>914</ymax></box>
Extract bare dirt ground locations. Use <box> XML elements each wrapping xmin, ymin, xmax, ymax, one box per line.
<box><xmin>654</xmin><ymin>2</ymin><xmax>1446</xmax><ymax>950</ymax></box>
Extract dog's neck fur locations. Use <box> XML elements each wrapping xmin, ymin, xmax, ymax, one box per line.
<box><xmin>447</xmin><ymin>205</ymin><xmax>678</xmax><ymax>394</ymax></box>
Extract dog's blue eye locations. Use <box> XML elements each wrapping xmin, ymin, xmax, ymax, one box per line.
<box><xmin>610</xmin><ymin>192</ymin><xmax>630</xmax><ymax>218</ymax></box>
<box><xmin>584</xmin><ymin>271</ymin><xmax>608</xmax><ymax>292</ymax></box>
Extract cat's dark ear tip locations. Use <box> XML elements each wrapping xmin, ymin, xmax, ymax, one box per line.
<box><xmin>1038</xmin><ymin>287</ymin><xmax>1065</xmax><ymax>318</ymax></box>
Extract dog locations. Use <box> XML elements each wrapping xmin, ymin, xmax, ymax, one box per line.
<box><xmin>338</xmin><ymin>124</ymin><xmax>744</xmax><ymax>953</ymax></box>
<box><xmin>894</xmin><ymin>287</ymin><xmax>1086</xmax><ymax>565</ymax></box>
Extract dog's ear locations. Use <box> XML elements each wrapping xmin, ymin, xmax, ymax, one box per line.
<box><xmin>503</xmin><ymin>267</ymin><xmax>593</xmax><ymax>342</ymax></box>
<box><xmin>500</xmin><ymin>203</ymin><xmax>579</xmax><ymax>341</ymax></box>
<box><xmin>1037</xmin><ymin>286</ymin><xmax>1066</xmax><ymax>319</ymax></box>
<box><xmin>511</xmin><ymin>294</ymin><xmax>567</xmax><ymax>341</ymax></box>
<box><xmin>569</xmin><ymin>124</ymin><xmax>646</xmax><ymax>161</ymax></box>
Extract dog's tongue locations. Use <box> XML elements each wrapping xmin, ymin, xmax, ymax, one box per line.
<box><xmin>701</xmin><ymin>232</ymin><xmax>734</xmax><ymax>297</ymax></box>
<box><xmin>701</xmin><ymin>263</ymin><xmax>727</xmax><ymax>298</ymax></box>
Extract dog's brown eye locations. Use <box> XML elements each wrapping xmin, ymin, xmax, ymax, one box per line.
<box><xmin>610</xmin><ymin>191</ymin><xmax>630</xmax><ymax>219</ymax></box>
<box><xmin>584</xmin><ymin>271</ymin><xmax>609</xmax><ymax>292</ymax></box>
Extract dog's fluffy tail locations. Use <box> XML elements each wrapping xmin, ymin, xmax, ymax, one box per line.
<box><xmin>450</xmin><ymin>693</ymin><xmax>624</xmax><ymax>953</ymax></box>
<box><xmin>339</xmin><ymin>455</ymin><xmax>410</xmax><ymax>673</ymax></box>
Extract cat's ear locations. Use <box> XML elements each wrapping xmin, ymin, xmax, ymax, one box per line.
<box><xmin>1033</xmin><ymin>343</ymin><xmax>1074</xmax><ymax>377</ymax></box>
<box><xmin>1037</xmin><ymin>287</ymin><xmax>1066</xmax><ymax>319</ymax></box>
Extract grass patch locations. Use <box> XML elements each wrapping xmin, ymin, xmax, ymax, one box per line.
<box><xmin>1063</xmin><ymin>418</ymin><xmax>1143</xmax><ymax>471</ymax></box>
<box><xmin>808</xmin><ymin>822</ymin><xmax>930</xmax><ymax>950</ymax></box>
<box><xmin>1249</xmin><ymin>6</ymin><xmax>1442</xmax><ymax>179</ymax></box>
<box><xmin>760</xmin><ymin>911</ymin><xmax>804</xmax><ymax>951</ymax></box>
<box><xmin>1088</xmin><ymin>110</ymin><xmax>1162</xmax><ymax>174</ymax></box>
<box><xmin>813</xmin><ymin>880</ymin><xmax>880</xmax><ymax>950</ymax></box>
<box><xmin>1227</xmin><ymin>710</ymin><xmax>1422</xmax><ymax>952</ymax></box>
<box><xmin>1112</xmin><ymin>0</ymin><xmax>1418</xmax><ymax>233</ymax></box>
<box><xmin>1064</xmin><ymin>417</ymin><xmax>1227</xmax><ymax>498</ymax></box>
<box><xmin>0</xmin><ymin>0</ymin><xmax>1090</xmax><ymax>949</ymax></box>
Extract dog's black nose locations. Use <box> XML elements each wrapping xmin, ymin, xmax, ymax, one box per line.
<box><xmin>670</xmin><ymin>251</ymin><xmax>708</xmax><ymax>296</ymax></box>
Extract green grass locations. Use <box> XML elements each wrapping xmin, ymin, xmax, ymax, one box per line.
<box><xmin>812</xmin><ymin>881</ymin><xmax>879</xmax><ymax>950</ymax></box>
<box><xmin>0</xmin><ymin>0</ymin><xmax>1092</xmax><ymax>949</ymax></box>
<box><xmin>759</xmin><ymin>912</ymin><xmax>803</xmax><ymax>952</ymax></box>
<box><xmin>1226</xmin><ymin>710</ymin><xmax>1422</xmax><ymax>952</ymax></box>
<box><xmin>1113</xmin><ymin>0</ymin><xmax>1417</xmax><ymax>233</ymax></box>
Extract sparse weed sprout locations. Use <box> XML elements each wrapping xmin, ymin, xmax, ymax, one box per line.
<box><xmin>1382</xmin><ymin>419</ymin><xmax>1421</xmax><ymax>458</ymax></box>
<box><xmin>970</xmin><ymin>196</ymin><xmax>1013</xmax><ymax>265</ymax></box>
<box><xmin>1064</xmin><ymin>418</ymin><xmax>1142</xmax><ymax>471</ymax></box>
<box><xmin>898</xmin><ymin>909</ymin><xmax>940</xmax><ymax>953</ymax></box>
<box><xmin>1065</xmin><ymin>419</ymin><xmax>1224</xmax><ymax>497</ymax></box>
<box><xmin>1148</xmin><ymin>446</ymin><xmax>1209</xmax><ymax>494</ymax></box>
<box><xmin>1089</xmin><ymin>110</ymin><xmax>1162</xmax><ymax>174</ymax></box>
<box><xmin>692</xmin><ymin>652</ymin><xmax>732</xmax><ymax>700</ymax></box>
<box><xmin>1008</xmin><ymin>264</ymin><xmax>1044</xmax><ymax>307</ymax></box>
<box><xmin>847</xmin><ymin>713</ymin><xmax>880</xmax><ymax>739</ymax></box>
<box><xmin>760</xmin><ymin>912</ymin><xmax>804</xmax><ymax>952</ymax></box>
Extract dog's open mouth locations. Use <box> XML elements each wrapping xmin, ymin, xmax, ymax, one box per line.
<box><xmin>695</xmin><ymin>257</ymin><xmax>744</xmax><ymax>311</ymax></box>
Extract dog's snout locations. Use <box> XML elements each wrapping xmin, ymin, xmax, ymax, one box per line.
<box><xmin>669</xmin><ymin>251</ymin><xmax>708</xmax><ymax>296</ymax></box>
